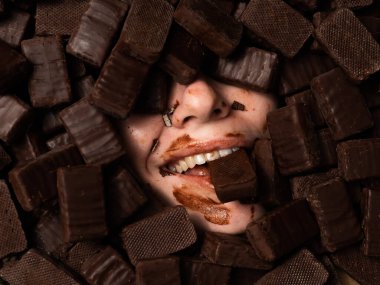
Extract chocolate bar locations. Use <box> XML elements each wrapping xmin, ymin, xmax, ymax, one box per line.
<box><xmin>317</xmin><ymin>128</ymin><xmax>338</xmax><ymax>168</ymax></box>
<box><xmin>240</xmin><ymin>0</ymin><xmax>313</xmax><ymax>58</ymax></box>
<box><xmin>182</xmin><ymin>258</ymin><xmax>231</xmax><ymax>285</ymax></box>
<box><xmin>63</xmin><ymin>241</ymin><xmax>103</xmax><ymax>274</ymax></box>
<box><xmin>72</xmin><ymin>75</ymin><xmax>94</xmax><ymax>99</ymax></box>
<box><xmin>57</xmin><ymin>165</ymin><xmax>107</xmax><ymax>242</ymax></box>
<box><xmin>0</xmin><ymin>7</ymin><xmax>31</xmax><ymax>48</ymax></box>
<box><xmin>121</xmin><ymin>206</ymin><xmax>197</xmax><ymax>265</ymax></box>
<box><xmin>0</xmin><ymin>144</ymin><xmax>11</xmax><ymax>171</ymax></box>
<box><xmin>311</xmin><ymin>68</ymin><xmax>373</xmax><ymax>140</ymax></box>
<box><xmin>21</xmin><ymin>36</ymin><xmax>72</xmax><ymax>108</ymax></box>
<box><xmin>174</xmin><ymin>0</ymin><xmax>243</xmax><ymax>57</ymax></box>
<box><xmin>362</xmin><ymin>188</ymin><xmax>380</xmax><ymax>256</ymax></box>
<box><xmin>329</xmin><ymin>0</ymin><xmax>373</xmax><ymax>10</ymax></box>
<box><xmin>208</xmin><ymin>149</ymin><xmax>257</xmax><ymax>203</ymax></box>
<box><xmin>46</xmin><ymin>132</ymin><xmax>73</xmax><ymax>150</ymax></box>
<box><xmin>246</xmin><ymin>199</ymin><xmax>319</xmax><ymax>262</ymax></box>
<box><xmin>136</xmin><ymin>257</ymin><xmax>181</xmax><ymax>285</ymax></box>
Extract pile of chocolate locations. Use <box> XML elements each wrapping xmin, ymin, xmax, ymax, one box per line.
<box><xmin>0</xmin><ymin>0</ymin><xmax>380</xmax><ymax>284</ymax></box>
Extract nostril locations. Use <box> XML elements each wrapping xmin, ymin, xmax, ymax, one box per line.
<box><xmin>183</xmin><ymin>116</ymin><xmax>194</xmax><ymax>123</ymax></box>
<box><xmin>213</xmin><ymin>109</ymin><xmax>222</xmax><ymax>116</ymax></box>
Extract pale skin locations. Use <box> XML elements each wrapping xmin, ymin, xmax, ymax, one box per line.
<box><xmin>120</xmin><ymin>76</ymin><xmax>277</xmax><ymax>234</ymax></box>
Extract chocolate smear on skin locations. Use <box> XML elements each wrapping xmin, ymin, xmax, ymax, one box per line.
<box><xmin>173</xmin><ymin>186</ymin><xmax>231</xmax><ymax>225</ymax></box>
<box><xmin>225</xmin><ymin>133</ymin><xmax>244</xmax><ymax>138</ymax></box>
<box><xmin>166</xmin><ymin>134</ymin><xmax>194</xmax><ymax>153</ymax></box>
<box><xmin>231</xmin><ymin>101</ymin><xmax>246</xmax><ymax>111</ymax></box>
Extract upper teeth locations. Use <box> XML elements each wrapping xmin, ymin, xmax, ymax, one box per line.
<box><xmin>168</xmin><ymin>147</ymin><xmax>240</xmax><ymax>174</ymax></box>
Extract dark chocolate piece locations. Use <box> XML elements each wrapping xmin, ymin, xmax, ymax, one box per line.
<box><xmin>329</xmin><ymin>0</ymin><xmax>373</xmax><ymax>10</ymax></box>
<box><xmin>72</xmin><ymin>75</ymin><xmax>95</xmax><ymax>99</ymax></box>
<box><xmin>240</xmin><ymin>0</ymin><xmax>313</xmax><ymax>58</ymax></box>
<box><xmin>121</xmin><ymin>206</ymin><xmax>197</xmax><ymax>265</ymax></box>
<box><xmin>0</xmin><ymin>144</ymin><xmax>11</xmax><ymax>171</ymax></box>
<box><xmin>174</xmin><ymin>0</ymin><xmax>243</xmax><ymax>57</ymax></box>
<box><xmin>246</xmin><ymin>199</ymin><xmax>319</xmax><ymax>262</ymax></box>
<box><xmin>59</xmin><ymin>99</ymin><xmax>125</xmax><ymax>165</ymax></box>
<box><xmin>315</xmin><ymin>9</ymin><xmax>380</xmax><ymax>81</ymax></box>
<box><xmin>362</xmin><ymin>188</ymin><xmax>380</xmax><ymax>256</ymax></box>
<box><xmin>182</xmin><ymin>258</ymin><xmax>231</xmax><ymax>285</ymax></box>
<box><xmin>267</xmin><ymin>104</ymin><xmax>321</xmax><ymax>176</ymax></box>
<box><xmin>0</xmin><ymin>8</ymin><xmax>31</xmax><ymax>48</ymax></box>
<box><xmin>136</xmin><ymin>257</ymin><xmax>181</xmax><ymax>285</ymax></box>
<box><xmin>46</xmin><ymin>132</ymin><xmax>73</xmax><ymax>150</ymax></box>
<box><xmin>11</xmin><ymin>128</ymin><xmax>46</xmax><ymax>162</ymax></box>
<box><xmin>311</xmin><ymin>68</ymin><xmax>373</xmax><ymax>140</ymax></box>
<box><xmin>209</xmin><ymin>149</ymin><xmax>257</xmax><ymax>203</ymax></box>
<box><xmin>64</xmin><ymin>241</ymin><xmax>104</xmax><ymax>274</ymax></box>
<box><xmin>317</xmin><ymin>128</ymin><xmax>338</xmax><ymax>167</ymax></box>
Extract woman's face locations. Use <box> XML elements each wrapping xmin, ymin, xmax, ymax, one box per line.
<box><xmin>120</xmin><ymin>76</ymin><xmax>277</xmax><ymax>234</ymax></box>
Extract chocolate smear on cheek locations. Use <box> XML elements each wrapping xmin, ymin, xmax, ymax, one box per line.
<box><xmin>173</xmin><ymin>186</ymin><xmax>231</xmax><ymax>225</ymax></box>
<box><xmin>225</xmin><ymin>133</ymin><xmax>244</xmax><ymax>138</ymax></box>
<box><xmin>166</xmin><ymin>134</ymin><xmax>194</xmax><ymax>152</ymax></box>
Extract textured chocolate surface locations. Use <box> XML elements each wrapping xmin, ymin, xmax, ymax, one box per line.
<box><xmin>46</xmin><ymin>132</ymin><xmax>73</xmax><ymax>151</ymax></box>
<box><xmin>136</xmin><ymin>257</ymin><xmax>181</xmax><ymax>285</ymax></box>
<box><xmin>362</xmin><ymin>188</ymin><xmax>380</xmax><ymax>256</ymax></box>
<box><xmin>182</xmin><ymin>258</ymin><xmax>231</xmax><ymax>285</ymax></box>
<box><xmin>64</xmin><ymin>241</ymin><xmax>103</xmax><ymax>274</ymax></box>
<box><xmin>0</xmin><ymin>7</ymin><xmax>31</xmax><ymax>48</ymax></box>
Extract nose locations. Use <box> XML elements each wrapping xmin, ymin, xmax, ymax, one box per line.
<box><xmin>171</xmin><ymin>79</ymin><xmax>230</xmax><ymax>128</ymax></box>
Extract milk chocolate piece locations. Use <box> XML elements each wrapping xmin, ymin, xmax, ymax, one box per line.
<box><xmin>267</xmin><ymin>104</ymin><xmax>321</xmax><ymax>176</ymax></box>
<box><xmin>0</xmin><ymin>8</ymin><xmax>31</xmax><ymax>48</ymax></box>
<box><xmin>81</xmin><ymin>246</ymin><xmax>135</xmax><ymax>285</ymax></box>
<box><xmin>57</xmin><ymin>165</ymin><xmax>107</xmax><ymax>242</ymax></box>
<box><xmin>240</xmin><ymin>0</ymin><xmax>313</xmax><ymax>58</ymax></box>
<box><xmin>246</xmin><ymin>199</ymin><xmax>319</xmax><ymax>262</ymax></box>
<box><xmin>201</xmin><ymin>232</ymin><xmax>272</xmax><ymax>269</ymax></box>
<box><xmin>315</xmin><ymin>9</ymin><xmax>380</xmax><ymax>81</ymax></box>
<box><xmin>21</xmin><ymin>36</ymin><xmax>72</xmax><ymax>108</ymax></box>
<box><xmin>182</xmin><ymin>258</ymin><xmax>231</xmax><ymax>285</ymax></box>
<box><xmin>8</xmin><ymin>144</ymin><xmax>83</xmax><ymax>211</ymax></box>
<box><xmin>46</xmin><ymin>132</ymin><xmax>73</xmax><ymax>150</ymax></box>
<box><xmin>66</xmin><ymin>0</ymin><xmax>129</xmax><ymax>68</ymax></box>
<box><xmin>59</xmin><ymin>99</ymin><xmax>125</xmax><ymax>165</ymax></box>
<box><xmin>307</xmin><ymin>178</ymin><xmax>362</xmax><ymax>252</ymax></box>
<box><xmin>0</xmin><ymin>144</ymin><xmax>11</xmax><ymax>171</ymax></box>
<box><xmin>0</xmin><ymin>180</ymin><xmax>27</xmax><ymax>259</ymax></box>
<box><xmin>72</xmin><ymin>75</ymin><xmax>94</xmax><ymax>99</ymax></box>
<box><xmin>209</xmin><ymin>149</ymin><xmax>257</xmax><ymax>203</ymax></box>
<box><xmin>318</xmin><ymin>128</ymin><xmax>338</xmax><ymax>167</ymax></box>
<box><xmin>255</xmin><ymin>249</ymin><xmax>329</xmax><ymax>285</ymax></box>
<box><xmin>362</xmin><ymin>188</ymin><xmax>380</xmax><ymax>256</ymax></box>
<box><xmin>311</xmin><ymin>68</ymin><xmax>373</xmax><ymax>140</ymax></box>
<box><xmin>174</xmin><ymin>0</ymin><xmax>243</xmax><ymax>57</ymax></box>
<box><xmin>329</xmin><ymin>0</ymin><xmax>373</xmax><ymax>10</ymax></box>
<box><xmin>136</xmin><ymin>257</ymin><xmax>181</xmax><ymax>285</ymax></box>
<box><xmin>337</xmin><ymin>139</ymin><xmax>380</xmax><ymax>181</ymax></box>
<box><xmin>121</xmin><ymin>206</ymin><xmax>197</xmax><ymax>265</ymax></box>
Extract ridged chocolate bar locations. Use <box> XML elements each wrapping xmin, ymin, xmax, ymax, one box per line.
<box><xmin>329</xmin><ymin>0</ymin><xmax>373</xmax><ymax>10</ymax></box>
<box><xmin>46</xmin><ymin>132</ymin><xmax>73</xmax><ymax>151</ymax></box>
<box><xmin>0</xmin><ymin>144</ymin><xmax>11</xmax><ymax>171</ymax></box>
<box><xmin>66</xmin><ymin>0</ymin><xmax>129</xmax><ymax>68</ymax></box>
<box><xmin>317</xmin><ymin>128</ymin><xmax>338</xmax><ymax>168</ymax></box>
<box><xmin>311</xmin><ymin>68</ymin><xmax>373</xmax><ymax>140</ymax></box>
<box><xmin>121</xmin><ymin>206</ymin><xmax>197</xmax><ymax>265</ymax></box>
<box><xmin>21</xmin><ymin>36</ymin><xmax>72</xmax><ymax>108</ymax></box>
<box><xmin>362</xmin><ymin>188</ymin><xmax>380</xmax><ymax>256</ymax></box>
<box><xmin>182</xmin><ymin>258</ymin><xmax>231</xmax><ymax>285</ymax></box>
<box><xmin>315</xmin><ymin>8</ymin><xmax>380</xmax><ymax>81</ymax></box>
<box><xmin>246</xmin><ymin>199</ymin><xmax>319</xmax><ymax>262</ymax></box>
<box><xmin>59</xmin><ymin>99</ymin><xmax>125</xmax><ymax>165</ymax></box>
<box><xmin>57</xmin><ymin>165</ymin><xmax>107</xmax><ymax>242</ymax></box>
<box><xmin>8</xmin><ymin>144</ymin><xmax>83</xmax><ymax>211</ymax></box>
<box><xmin>0</xmin><ymin>8</ymin><xmax>31</xmax><ymax>48</ymax></box>
<box><xmin>240</xmin><ymin>0</ymin><xmax>313</xmax><ymax>58</ymax></box>
<box><xmin>136</xmin><ymin>257</ymin><xmax>181</xmax><ymax>285</ymax></box>
<box><xmin>174</xmin><ymin>0</ymin><xmax>242</xmax><ymax>57</ymax></box>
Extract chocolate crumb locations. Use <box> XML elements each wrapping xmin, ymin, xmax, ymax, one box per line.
<box><xmin>231</xmin><ymin>101</ymin><xmax>246</xmax><ymax>111</ymax></box>
<box><xmin>159</xmin><ymin>167</ymin><xmax>174</xmax><ymax>177</ymax></box>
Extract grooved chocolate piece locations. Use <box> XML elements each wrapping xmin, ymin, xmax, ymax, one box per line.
<box><xmin>315</xmin><ymin>9</ymin><xmax>380</xmax><ymax>81</ymax></box>
<box><xmin>11</xmin><ymin>128</ymin><xmax>47</xmax><ymax>162</ymax></box>
<box><xmin>47</xmin><ymin>132</ymin><xmax>73</xmax><ymax>151</ymax></box>
<box><xmin>41</xmin><ymin>111</ymin><xmax>64</xmax><ymax>136</ymax></box>
<box><xmin>201</xmin><ymin>232</ymin><xmax>273</xmax><ymax>270</ymax></box>
<box><xmin>337</xmin><ymin>139</ymin><xmax>380</xmax><ymax>181</ymax></box>
<box><xmin>174</xmin><ymin>0</ymin><xmax>243</xmax><ymax>57</ymax></box>
<box><xmin>209</xmin><ymin>149</ymin><xmax>257</xmax><ymax>203</ymax></box>
<box><xmin>311</xmin><ymin>68</ymin><xmax>373</xmax><ymax>140</ymax></box>
<box><xmin>64</xmin><ymin>241</ymin><xmax>103</xmax><ymax>274</ymax></box>
<box><xmin>240</xmin><ymin>0</ymin><xmax>313</xmax><ymax>58</ymax></box>
<box><xmin>21</xmin><ymin>36</ymin><xmax>72</xmax><ymax>108</ymax></box>
<box><xmin>246</xmin><ymin>199</ymin><xmax>319</xmax><ymax>262</ymax></box>
<box><xmin>0</xmin><ymin>95</ymin><xmax>31</xmax><ymax>143</ymax></box>
<box><xmin>59</xmin><ymin>99</ymin><xmax>125</xmax><ymax>165</ymax></box>
<box><xmin>267</xmin><ymin>104</ymin><xmax>321</xmax><ymax>176</ymax></box>
<box><xmin>121</xmin><ymin>206</ymin><xmax>197</xmax><ymax>265</ymax></box>
<box><xmin>0</xmin><ymin>144</ymin><xmax>11</xmax><ymax>171</ymax></box>
<box><xmin>182</xmin><ymin>258</ymin><xmax>231</xmax><ymax>285</ymax></box>
<box><xmin>307</xmin><ymin>178</ymin><xmax>362</xmax><ymax>252</ymax></box>
<box><xmin>0</xmin><ymin>8</ymin><xmax>31</xmax><ymax>48</ymax></box>
<box><xmin>57</xmin><ymin>165</ymin><xmax>107</xmax><ymax>242</ymax></box>
<box><xmin>284</xmin><ymin>0</ymin><xmax>318</xmax><ymax>12</ymax></box>
<box><xmin>81</xmin><ymin>246</ymin><xmax>135</xmax><ymax>285</ymax></box>
<box><xmin>72</xmin><ymin>75</ymin><xmax>94</xmax><ymax>99</ymax></box>
<box><xmin>318</xmin><ymin>128</ymin><xmax>338</xmax><ymax>167</ymax></box>
<box><xmin>255</xmin><ymin>249</ymin><xmax>329</xmax><ymax>285</ymax></box>
<box><xmin>329</xmin><ymin>0</ymin><xmax>373</xmax><ymax>10</ymax></box>
<box><xmin>136</xmin><ymin>257</ymin><xmax>181</xmax><ymax>285</ymax></box>
<box><xmin>0</xmin><ymin>249</ymin><xmax>80</xmax><ymax>285</ymax></box>
<box><xmin>0</xmin><ymin>180</ymin><xmax>27</xmax><ymax>259</ymax></box>
<box><xmin>8</xmin><ymin>144</ymin><xmax>83</xmax><ymax>211</ymax></box>
<box><xmin>66</xmin><ymin>0</ymin><xmax>129</xmax><ymax>68</ymax></box>
<box><xmin>212</xmin><ymin>47</ymin><xmax>279</xmax><ymax>93</ymax></box>
<box><xmin>362</xmin><ymin>188</ymin><xmax>380</xmax><ymax>256</ymax></box>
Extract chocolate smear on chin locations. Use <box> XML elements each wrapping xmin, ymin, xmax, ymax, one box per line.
<box><xmin>173</xmin><ymin>186</ymin><xmax>230</xmax><ymax>225</ymax></box>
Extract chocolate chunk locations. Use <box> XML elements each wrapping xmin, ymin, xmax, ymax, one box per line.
<box><xmin>121</xmin><ymin>206</ymin><xmax>197</xmax><ymax>265</ymax></box>
<box><xmin>307</xmin><ymin>178</ymin><xmax>362</xmax><ymax>252</ymax></box>
<box><xmin>329</xmin><ymin>0</ymin><xmax>373</xmax><ymax>10</ymax></box>
<box><xmin>63</xmin><ymin>241</ymin><xmax>103</xmax><ymax>274</ymax></box>
<box><xmin>66</xmin><ymin>0</ymin><xmax>129</xmax><ymax>68</ymax></box>
<box><xmin>57</xmin><ymin>165</ymin><xmax>107</xmax><ymax>242</ymax></box>
<box><xmin>59</xmin><ymin>99</ymin><xmax>125</xmax><ymax>165</ymax></box>
<box><xmin>337</xmin><ymin>139</ymin><xmax>380</xmax><ymax>181</ymax></box>
<box><xmin>46</xmin><ymin>132</ymin><xmax>73</xmax><ymax>151</ymax></box>
<box><xmin>0</xmin><ymin>8</ymin><xmax>31</xmax><ymax>48</ymax></box>
<box><xmin>21</xmin><ymin>36</ymin><xmax>72</xmax><ymax>108</ymax></box>
<box><xmin>8</xmin><ymin>144</ymin><xmax>83</xmax><ymax>211</ymax></box>
<box><xmin>311</xmin><ymin>68</ymin><xmax>373</xmax><ymax>140</ymax></box>
<box><xmin>11</xmin><ymin>128</ymin><xmax>46</xmax><ymax>162</ymax></box>
<box><xmin>246</xmin><ymin>199</ymin><xmax>319</xmax><ymax>262</ymax></box>
<box><xmin>315</xmin><ymin>9</ymin><xmax>380</xmax><ymax>81</ymax></box>
<box><xmin>136</xmin><ymin>257</ymin><xmax>181</xmax><ymax>285</ymax></box>
<box><xmin>209</xmin><ymin>149</ymin><xmax>257</xmax><ymax>203</ymax></box>
<box><xmin>72</xmin><ymin>75</ymin><xmax>94</xmax><ymax>99</ymax></box>
<box><xmin>174</xmin><ymin>0</ymin><xmax>243</xmax><ymax>57</ymax></box>
<box><xmin>267</xmin><ymin>104</ymin><xmax>321</xmax><ymax>176</ymax></box>
<box><xmin>81</xmin><ymin>246</ymin><xmax>135</xmax><ymax>285</ymax></box>
<box><xmin>182</xmin><ymin>258</ymin><xmax>231</xmax><ymax>285</ymax></box>
<box><xmin>317</xmin><ymin>128</ymin><xmax>338</xmax><ymax>167</ymax></box>
<box><xmin>362</xmin><ymin>188</ymin><xmax>380</xmax><ymax>256</ymax></box>
<box><xmin>0</xmin><ymin>180</ymin><xmax>27</xmax><ymax>259</ymax></box>
<box><xmin>255</xmin><ymin>249</ymin><xmax>329</xmax><ymax>285</ymax></box>
<box><xmin>201</xmin><ymin>231</ymin><xmax>272</xmax><ymax>269</ymax></box>
<box><xmin>41</xmin><ymin>111</ymin><xmax>64</xmax><ymax>136</ymax></box>
<box><xmin>0</xmin><ymin>144</ymin><xmax>11</xmax><ymax>171</ymax></box>
<box><xmin>240</xmin><ymin>0</ymin><xmax>313</xmax><ymax>58</ymax></box>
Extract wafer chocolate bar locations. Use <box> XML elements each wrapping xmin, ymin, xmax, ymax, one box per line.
<box><xmin>362</xmin><ymin>188</ymin><xmax>380</xmax><ymax>256</ymax></box>
<box><xmin>182</xmin><ymin>258</ymin><xmax>231</xmax><ymax>285</ymax></box>
<box><xmin>0</xmin><ymin>144</ymin><xmax>11</xmax><ymax>171</ymax></box>
<box><xmin>0</xmin><ymin>8</ymin><xmax>31</xmax><ymax>48</ymax></box>
<box><xmin>136</xmin><ymin>257</ymin><xmax>181</xmax><ymax>285</ymax></box>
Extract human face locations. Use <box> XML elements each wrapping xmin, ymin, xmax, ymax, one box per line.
<box><xmin>120</xmin><ymin>76</ymin><xmax>277</xmax><ymax>234</ymax></box>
